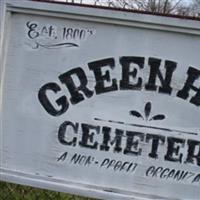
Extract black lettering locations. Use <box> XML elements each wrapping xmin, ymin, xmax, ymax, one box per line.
<box><xmin>160</xmin><ymin>168</ymin><xmax>170</xmax><ymax>179</ymax></box>
<box><xmin>100</xmin><ymin>158</ymin><xmax>110</xmax><ymax>168</ymax></box>
<box><xmin>146</xmin><ymin>134</ymin><xmax>165</xmax><ymax>159</ymax></box>
<box><xmin>120</xmin><ymin>56</ymin><xmax>144</xmax><ymax>90</ymax></box>
<box><xmin>165</xmin><ymin>137</ymin><xmax>185</xmax><ymax>163</ymax></box>
<box><xmin>186</xmin><ymin>140</ymin><xmax>200</xmax><ymax>166</ymax></box>
<box><xmin>167</xmin><ymin>169</ymin><xmax>175</xmax><ymax>179</ymax></box>
<box><xmin>173</xmin><ymin>170</ymin><xmax>188</xmax><ymax>181</ymax></box>
<box><xmin>88</xmin><ymin>58</ymin><xmax>118</xmax><ymax>94</ymax></box>
<box><xmin>41</xmin><ymin>26</ymin><xmax>48</xmax><ymax>36</ymax></box>
<box><xmin>38</xmin><ymin>82</ymin><xmax>69</xmax><ymax>116</ymax></box>
<box><xmin>79</xmin><ymin>124</ymin><xmax>100</xmax><ymax>149</ymax></box>
<box><xmin>58</xmin><ymin>121</ymin><xmax>78</xmax><ymax>146</ymax></box>
<box><xmin>146</xmin><ymin>166</ymin><xmax>155</xmax><ymax>177</ymax></box>
<box><xmin>177</xmin><ymin>67</ymin><xmax>200</xmax><ymax>106</ymax></box>
<box><xmin>114</xmin><ymin>161</ymin><xmax>122</xmax><ymax>171</ymax></box>
<box><xmin>124</xmin><ymin>131</ymin><xmax>144</xmax><ymax>155</ymax></box>
<box><xmin>192</xmin><ymin>174</ymin><xmax>200</xmax><ymax>183</ymax></box>
<box><xmin>153</xmin><ymin>167</ymin><xmax>163</xmax><ymax>177</ymax></box>
<box><xmin>59</xmin><ymin>67</ymin><xmax>93</xmax><ymax>104</ymax></box>
<box><xmin>26</xmin><ymin>21</ymin><xmax>39</xmax><ymax>39</ymax></box>
<box><xmin>100</xmin><ymin>128</ymin><xmax>123</xmax><ymax>153</ymax></box>
<box><xmin>145</xmin><ymin>58</ymin><xmax>176</xmax><ymax>94</ymax></box>
<box><xmin>71</xmin><ymin>153</ymin><xmax>81</xmax><ymax>164</ymax></box>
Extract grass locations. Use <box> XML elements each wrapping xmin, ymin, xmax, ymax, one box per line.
<box><xmin>0</xmin><ymin>181</ymin><xmax>96</xmax><ymax>200</ymax></box>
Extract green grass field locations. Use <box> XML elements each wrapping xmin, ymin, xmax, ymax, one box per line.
<box><xmin>0</xmin><ymin>181</ymin><xmax>96</xmax><ymax>200</ymax></box>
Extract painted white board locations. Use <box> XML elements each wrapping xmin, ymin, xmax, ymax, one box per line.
<box><xmin>0</xmin><ymin>1</ymin><xmax>200</xmax><ymax>200</ymax></box>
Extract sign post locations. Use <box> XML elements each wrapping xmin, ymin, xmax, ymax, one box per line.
<box><xmin>0</xmin><ymin>1</ymin><xmax>200</xmax><ymax>199</ymax></box>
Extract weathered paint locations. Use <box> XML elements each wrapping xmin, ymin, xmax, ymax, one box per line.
<box><xmin>0</xmin><ymin>1</ymin><xmax>200</xmax><ymax>200</ymax></box>
<box><xmin>0</xmin><ymin>0</ymin><xmax>5</xmax><ymax>47</ymax></box>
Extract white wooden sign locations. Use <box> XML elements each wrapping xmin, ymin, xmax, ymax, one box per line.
<box><xmin>0</xmin><ymin>1</ymin><xmax>200</xmax><ymax>199</ymax></box>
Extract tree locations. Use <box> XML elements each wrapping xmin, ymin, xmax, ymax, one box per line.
<box><xmin>191</xmin><ymin>0</ymin><xmax>200</xmax><ymax>16</ymax></box>
<box><xmin>93</xmin><ymin>0</ymin><xmax>185</xmax><ymax>14</ymax></box>
<box><xmin>54</xmin><ymin>0</ymin><xmax>200</xmax><ymax>16</ymax></box>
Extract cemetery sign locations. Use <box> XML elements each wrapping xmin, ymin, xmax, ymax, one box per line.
<box><xmin>0</xmin><ymin>1</ymin><xmax>200</xmax><ymax>199</ymax></box>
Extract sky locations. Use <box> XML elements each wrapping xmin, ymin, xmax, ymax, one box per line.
<box><xmin>56</xmin><ymin>0</ymin><xmax>194</xmax><ymax>5</ymax></box>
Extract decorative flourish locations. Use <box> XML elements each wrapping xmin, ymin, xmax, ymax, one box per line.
<box><xmin>129</xmin><ymin>102</ymin><xmax>165</xmax><ymax>121</ymax></box>
<box><xmin>31</xmin><ymin>42</ymin><xmax>79</xmax><ymax>49</ymax></box>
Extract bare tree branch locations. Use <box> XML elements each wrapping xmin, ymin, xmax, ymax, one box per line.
<box><xmin>53</xmin><ymin>0</ymin><xmax>200</xmax><ymax>17</ymax></box>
